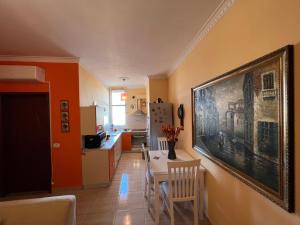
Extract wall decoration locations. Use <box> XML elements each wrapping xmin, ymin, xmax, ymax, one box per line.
<box><xmin>140</xmin><ymin>98</ymin><xmax>147</xmax><ymax>113</ymax></box>
<box><xmin>61</xmin><ymin>122</ymin><xmax>70</xmax><ymax>132</ymax></box>
<box><xmin>191</xmin><ymin>46</ymin><xmax>294</xmax><ymax>211</ymax></box>
<box><xmin>61</xmin><ymin>112</ymin><xmax>69</xmax><ymax>122</ymax></box>
<box><xmin>60</xmin><ymin>100</ymin><xmax>70</xmax><ymax>132</ymax></box>
<box><xmin>60</xmin><ymin>100</ymin><xmax>69</xmax><ymax>111</ymax></box>
<box><xmin>177</xmin><ymin>104</ymin><xmax>184</xmax><ymax>129</ymax></box>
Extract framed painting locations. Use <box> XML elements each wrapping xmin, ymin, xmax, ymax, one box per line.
<box><xmin>191</xmin><ymin>46</ymin><xmax>294</xmax><ymax>211</ymax></box>
<box><xmin>60</xmin><ymin>99</ymin><xmax>70</xmax><ymax>133</ymax></box>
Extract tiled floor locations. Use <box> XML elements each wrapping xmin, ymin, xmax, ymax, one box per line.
<box><xmin>74</xmin><ymin>153</ymin><xmax>211</xmax><ymax>225</ymax></box>
<box><xmin>1</xmin><ymin>153</ymin><xmax>211</xmax><ymax>225</ymax></box>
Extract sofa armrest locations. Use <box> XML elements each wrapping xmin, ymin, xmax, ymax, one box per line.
<box><xmin>0</xmin><ymin>195</ymin><xmax>76</xmax><ymax>225</ymax></box>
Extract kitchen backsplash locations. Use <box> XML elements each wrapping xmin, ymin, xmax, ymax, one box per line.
<box><xmin>126</xmin><ymin>113</ymin><xmax>147</xmax><ymax>129</ymax></box>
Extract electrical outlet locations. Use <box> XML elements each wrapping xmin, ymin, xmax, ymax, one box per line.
<box><xmin>53</xmin><ymin>143</ymin><xmax>61</xmax><ymax>148</ymax></box>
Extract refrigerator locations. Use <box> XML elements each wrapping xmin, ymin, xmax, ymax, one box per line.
<box><xmin>148</xmin><ymin>103</ymin><xmax>173</xmax><ymax>150</ymax></box>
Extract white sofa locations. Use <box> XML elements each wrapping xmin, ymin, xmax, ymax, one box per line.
<box><xmin>0</xmin><ymin>195</ymin><xmax>76</xmax><ymax>225</ymax></box>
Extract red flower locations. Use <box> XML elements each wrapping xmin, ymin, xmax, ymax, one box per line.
<box><xmin>161</xmin><ymin>124</ymin><xmax>182</xmax><ymax>142</ymax></box>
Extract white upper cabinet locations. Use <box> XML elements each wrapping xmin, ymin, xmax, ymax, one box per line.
<box><xmin>80</xmin><ymin>105</ymin><xmax>107</xmax><ymax>135</ymax></box>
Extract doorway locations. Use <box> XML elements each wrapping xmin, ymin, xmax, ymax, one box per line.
<box><xmin>0</xmin><ymin>93</ymin><xmax>51</xmax><ymax>196</ymax></box>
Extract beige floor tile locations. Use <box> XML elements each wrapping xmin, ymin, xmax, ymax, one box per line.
<box><xmin>114</xmin><ymin>209</ymin><xmax>145</xmax><ymax>225</ymax></box>
<box><xmin>77</xmin><ymin>201</ymin><xmax>94</xmax><ymax>215</ymax></box>
<box><xmin>77</xmin><ymin>214</ymin><xmax>86</xmax><ymax>225</ymax></box>
<box><xmin>84</xmin><ymin>212</ymin><xmax>115</xmax><ymax>225</ymax></box>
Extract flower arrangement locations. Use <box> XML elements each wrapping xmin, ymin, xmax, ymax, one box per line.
<box><xmin>161</xmin><ymin>124</ymin><xmax>182</xmax><ymax>142</ymax></box>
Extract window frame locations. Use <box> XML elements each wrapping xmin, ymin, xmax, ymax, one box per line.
<box><xmin>261</xmin><ymin>70</ymin><xmax>276</xmax><ymax>90</ymax></box>
<box><xmin>110</xmin><ymin>89</ymin><xmax>127</xmax><ymax>127</ymax></box>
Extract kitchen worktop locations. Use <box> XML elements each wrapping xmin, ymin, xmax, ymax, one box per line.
<box><xmin>125</xmin><ymin>128</ymin><xmax>147</xmax><ymax>131</ymax></box>
<box><xmin>82</xmin><ymin>132</ymin><xmax>122</xmax><ymax>151</ymax></box>
<box><xmin>82</xmin><ymin>129</ymin><xmax>147</xmax><ymax>152</ymax></box>
<box><xmin>100</xmin><ymin>132</ymin><xmax>122</xmax><ymax>150</ymax></box>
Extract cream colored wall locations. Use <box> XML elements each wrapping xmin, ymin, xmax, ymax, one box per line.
<box><xmin>168</xmin><ymin>0</ymin><xmax>300</xmax><ymax>225</ymax></box>
<box><xmin>127</xmin><ymin>88</ymin><xmax>146</xmax><ymax>100</ymax></box>
<box><xmin>146</xmin><ymin>80</ymin><xmax>150</xmax><ymax>116</ymax></box>
<box><xmin>79</xmin><ymin>66</ymin><xmax>109</xmax><ymax>107</ymax></box>
<box><xmin>149</xmin><ymin>78</ymin><xmax>169</xmax><ymax>103</ymax></box>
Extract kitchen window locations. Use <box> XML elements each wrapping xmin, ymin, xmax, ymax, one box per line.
<box><xmin>111</xmin><ymin>90</ymin><xmax>126</xmax><ymax>126</ymax></box>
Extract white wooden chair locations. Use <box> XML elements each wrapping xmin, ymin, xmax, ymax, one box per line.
<box><xmin>142</xmin><ymin>144</ymin><xmax>154</xmax><ymax>209</ymax></box>
<box><xmin>161</xmin><ymin>159</ymin><xmax>201</xmax><ymax>225</ymax></box>
<box><xmin>157</xmin><ymin>137</ymin><xmax>168</xmax><ymax>150</ymax></box>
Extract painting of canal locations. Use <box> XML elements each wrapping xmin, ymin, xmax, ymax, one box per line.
<box><xmin>192</xmin><ymin>53</ymin><xmax>287</xmax><ymax>195</ymax></box>
<box><xmin>192</xmin><ymin>46</ymin><xmax>294</xmax><ymax>211</ymax></box>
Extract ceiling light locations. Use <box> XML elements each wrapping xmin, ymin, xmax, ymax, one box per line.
<box><xmin>121</xmin><ymin>92</ymin><xmax>128</xmax><ymax>101</ymax></box>
<box><xmin>120</xmin><ymin>77</ymin><xmax>129</xmax><ymax>101</ymax></box>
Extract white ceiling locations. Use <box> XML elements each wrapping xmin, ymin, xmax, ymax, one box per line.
<box><xmin>0</xmin><ymin>0</ymin><xmax>223</xmax><ymax>87</ymax></box>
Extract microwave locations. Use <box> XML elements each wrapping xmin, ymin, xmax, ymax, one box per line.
<box><xmin>84</xmin><ymin>131</ymin><xmax>106</xmax><ymax>149</ymax></box>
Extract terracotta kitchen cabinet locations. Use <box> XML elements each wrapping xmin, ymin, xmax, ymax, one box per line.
<box><xmin>122</xmin><ymin>132</ymin><xmax>132</xmax><ymax>151</ymax></box>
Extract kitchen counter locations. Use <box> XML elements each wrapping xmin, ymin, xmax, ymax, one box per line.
<box><xmin>100</xmin><ymin>132</ymin><xmax>122</xmax><ymax>150</ymax></box>
<box><xmin>82</xmin><ymin>129</ymin><xmax>147</xmax><ymax>152</ymax></box>
<box><xmin>122</xmin><ymin>129</ymin><xmax>147</xmax><ymax>133</ymax></box>
<box><xmin>82</xmin><ymin>132</ymin><xmax>122</xmax><ymax>152</ymax></box>
<box><xmin>82</xmin><ymin>131</ymin><xmax>122</xmax><ymax>188</ymax></box>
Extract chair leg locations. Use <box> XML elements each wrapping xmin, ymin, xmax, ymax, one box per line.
<box><xmin>147</xmin><ymin>182</ymin><xmax>151</xmax><ymax>209</ymax></box>
<box><xmin>193</xmin><ymin>199</ymin><xmax>199</xmax><ymax>225</ymax></box>
<box><xmin>144</xmin><ymin>177</ymin><xmax>148</xmax><ymax>199</ymax></box>
<box><xmin>170</xmin><ymin>200</ymin><xmax>175</xmax><ymax>225</ymax></box>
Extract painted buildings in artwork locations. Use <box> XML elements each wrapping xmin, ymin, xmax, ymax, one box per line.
<box><xmin>243</xmin><ymin>63</ymin><xmax>279</xmax><ymax>162</ymax></box>
<box><xmin>195</xmin><ymin>87</ymin><xmax>219</xmax><ymax>138</ymax></box>
<box><xmin>243</xmin><ymin>73</ymin><xmax>254</xmax><ymax>150</ymax></box>
<box><xmin>225</xmin><ymin>99</ymin><xmax>244</xmax><ymax>143</ymax></box>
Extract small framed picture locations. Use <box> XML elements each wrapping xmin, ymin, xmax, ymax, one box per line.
<box><xmin>60</xmin><ymin>100</ymin><xmax>69</xmax><ymax>111</ymax></box>
<box><xmin>61</xmin><ymin>112</ymin><xmax>69</xmax><ymax>122</ymax></box>
<box><xmin>61</xmin><ymin>122</ymin><xmax>70</xmax><ymax>132</ymax></box>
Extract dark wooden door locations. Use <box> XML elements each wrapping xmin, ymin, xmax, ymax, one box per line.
<box><xmin>1</xmin><ymin>93</ymin><xmax>51</xmax><ymax>195</ymax></box>
<box><xmin>0</xmin><ymin>95</ymin><xmax>5</xmax><ymax>196</ymax></box>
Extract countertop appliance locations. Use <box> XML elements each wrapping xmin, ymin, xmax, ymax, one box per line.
<box><xmin>84</xmin><ymin>131</ymin><xmax>106</xmax><ymax>149</ymax></box>
<box><xmin>149</xmin><ymin>103</ymin><xmax>173</xmax><ymax>150</ymax></box>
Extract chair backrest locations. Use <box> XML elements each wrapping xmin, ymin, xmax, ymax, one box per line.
<box><xmin>167</xmin><ymin>159</ymin><xmax>201</xmax><ymax>201</ymax></box>
<box><xmin>142</xmin><ymin>143</ymin><xmax>150</xmax><ymax>170</ymax></box>
<box><xmin>157</xmin><ymin>137</ymin><xmax>168</xmax><ymax>150</ymax></box>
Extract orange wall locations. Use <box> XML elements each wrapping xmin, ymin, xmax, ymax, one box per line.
<box><xmin>0</xmin><ymin>61</ymin><xmax>82</xmax><ymax>188</ymax></box>
<box><xmin>168</xmin><ymin>0</ymin><xmax>300</xmax><ymax>224</ymax></box>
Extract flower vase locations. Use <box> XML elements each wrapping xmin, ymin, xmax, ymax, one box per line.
<box><xmin>167</xmin><ymin>141</ymin><xmax>176</xmax><ymax>160</ymax></box>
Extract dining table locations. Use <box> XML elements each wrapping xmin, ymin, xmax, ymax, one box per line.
<box><xmin>148</xmin><ymin>149</ymin><xmax>206</xmax><ymax>225</ymax></box>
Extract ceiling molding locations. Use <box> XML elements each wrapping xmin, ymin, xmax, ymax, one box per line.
<box><xmin>0</xmin><ymin>55</ymin><xmax>80</xmax><ymax>63</ymax></box>
<box><xmin>167</xmin><ymin>0</ymin><xmax>235</xmax><ymax>77</ymax></box>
